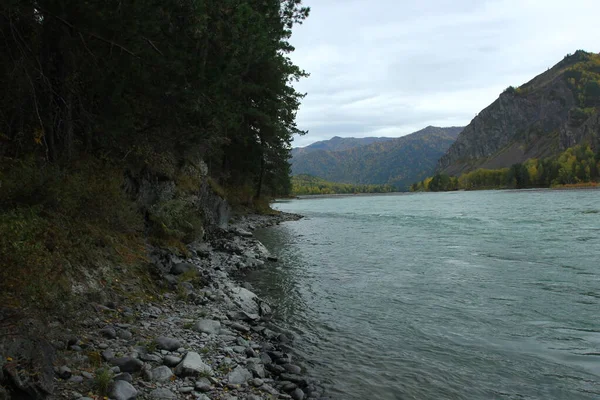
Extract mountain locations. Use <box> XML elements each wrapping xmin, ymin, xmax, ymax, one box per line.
<box><xmin>439</xmin><ymin>50</ymin><xmax>600</xmax><ymax>175</ymax></box>
<box><xmin>291</xmin><ymin>126</ymin><xmax>463</xmax><ymax>190</ymax></box>
<box><xmin>291</xmin><ymin>136</ymin><xmax>395</xmax><ymax>157</ymax></box>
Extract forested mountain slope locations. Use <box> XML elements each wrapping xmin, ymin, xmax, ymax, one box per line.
<box><xmin>291</xmin><ymin>136</ymin><xmax>394</xmax><ymax>157</ymax></box>
<box><xmin>291</xmin><ymin>126</ymin><xmax>463</xmax><ymax>190</ymax></box>
<box><xmin>439</xmin><ymin>50</ymin><xmax>600</xmax><ymax>175</ymax></box>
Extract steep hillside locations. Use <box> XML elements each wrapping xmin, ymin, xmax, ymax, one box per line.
<box><xmin>292</xmin><ymin>136</ymin><xmax>394</xmax><ymax>157</ymax></box>
<box><xmin>439</xmin><ymin>50</ymin><xmax>600</xmax><ymax>175</ymax></box>
<box><xmin>291</xmin><ymin>126</ymin><xmax>463</xmax><ymax>190</ymax></box>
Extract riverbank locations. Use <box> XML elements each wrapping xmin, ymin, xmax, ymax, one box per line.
<box><xmin>1</xmin><ymin>212</ymin><xmax>328</xmax><ymax>400</ymax></box>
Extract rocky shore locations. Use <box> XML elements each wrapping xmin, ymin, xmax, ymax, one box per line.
<box><xmin>1</xmin><ymin>212</ymin><xmax>329</xmax><ymax>400</ymax></box>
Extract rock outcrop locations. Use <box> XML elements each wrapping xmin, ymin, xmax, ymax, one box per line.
<box><xmin>439</xmin><ymin>50</ymin><xmax>600</xmax><ymax>175</ymax></box>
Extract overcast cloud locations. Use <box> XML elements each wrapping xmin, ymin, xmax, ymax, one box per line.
<box><xmin>289</xmin><ymin>0</ymin><xmax>600</xmax><ymax>147</ymax></box>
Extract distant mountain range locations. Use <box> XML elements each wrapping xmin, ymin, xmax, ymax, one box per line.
<box><xmin>291</xmin><ymin>126</ymin><xmax>463</xmax><ymax>190</ymax></box>
<box><xmin>439</xmin><ymin>50</ymin><xmax>600</xmax><ymax>175</ymax></box>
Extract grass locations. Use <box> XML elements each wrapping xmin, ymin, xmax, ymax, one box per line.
<box><xmin>94</xmin><ymin>368</ymin><xmax>113</xmax><ymax>396</ymax></box>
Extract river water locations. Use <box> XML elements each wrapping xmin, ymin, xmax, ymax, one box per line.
<box><xmin>247</xmin><ymin>190</ymin><xmax>600</xmax><ymax>399</ymax></box>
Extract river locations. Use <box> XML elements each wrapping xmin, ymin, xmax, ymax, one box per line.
<box><xmin>247</xmin><ymin>190</ymin><xmax>600</xmax><ymax>399</ymax></box>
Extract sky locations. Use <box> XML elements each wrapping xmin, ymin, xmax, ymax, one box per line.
<box><xmin>289</xmin><ymin>0</ymin><xmax>600</xmax><ymax>147</ymax></box>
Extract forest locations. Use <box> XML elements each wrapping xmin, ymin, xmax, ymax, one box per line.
<box><xmin>292</xmin><ymin>174</ymin><xmax>395</xmax><ymax>195</ymax></box>
<box><xmin>412</xmin><ymin>144</ymin><xmax>600</xmax><ymax>192</ymax></box>
<box><xmin>0</xmin><ymin>0</ymin><xmax>309</xmax><ymax>310</ymax></box>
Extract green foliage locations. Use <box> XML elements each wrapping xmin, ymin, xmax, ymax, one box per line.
<box><xmin>94</xmin><ymin>368</ymin><xmax>113</xmax><ymax>397</ymax></box>
<box><xmin>0</xmin><ymin>158</ymin><xmax>146</xmax><ymax>312</ymax></box>
<box><xmin>148</xmin><ymin>199</ymin><xmax>204</xmax><ymax>244</ymax></box>
<box><xmin>413</xmin><ymin>144</ymin><xmax>600</xmax><ymax>191</ymax></box>
<box><xmin>292</xmin><ymin>175</ymin><xmax>395</xmax><ymax>195</ymax></box>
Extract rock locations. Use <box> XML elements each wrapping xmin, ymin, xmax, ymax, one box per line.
<box><xmin>233</xmin><ymin>228</ymin><xmax>253</xmax><ymax>237</ymax></box>
<box><xmin>283</xmin><ymin>364</ymin><xmax>302</xmax><ymax>374</ymax></box>
<box><xmin>247</xmin><ymin>359</ymin><xmax>265</xmax><ymax>378</ymax></box>
<box><xmin>291</xmin><ymin>388</ymin><xmax>305</xmax><ymax>400</ymax></box>
<box><xmin>259</xmin><ymin>353</ymin><xmax>272</xmax><ymax>365</ymax></box>
<box><xmin>68</xmin><ymin>375</ymin><xmax>84</xmax><ymax>384</ymax></box>
<box><xmin>171</xmin><ymin>262</ymin><xmax>195</xmax><ymax>275</ymax></box>
<box><xmin>250</xmin><ymin>378</ymin><xmax>264</xmax><ymax>387</ymax></box>
<box><xmin>100</xmin><ymin>327</ymin><xmax>117</xmax><ymax>339</ymax></box>
<box><xmin>151</xmin><ymin>366</ymin><xmax>173</xmax><ymax>382</ymax></box>
<box><xmin>116</xmin><ymin>330</ymin><xmax>133</xmax><ymax>340</ymax></box>
<box><xmin>195</xmin><ymin>377</ymin><xmax>212</xmax><ymax>392</ymax></box>
<box><xmin>194</xmin><ymin>319</ymin><xmax>221</xmax><ymax>335</ymax></box>
<box><xmin>2</xmin><ymin>336</ymin><xmax>55</xmax><ymax>399</ymax></box>
<box><xmin>231</xmin><ymin>322</ymin><xmax>249</xmax><ymax>333</ymax></box>
<box><xmin>259</xmin><ymin>302</ymin><xmax>272</xmax><ymax>317</ymax></box>
<box><xmin>155</xmin><ymin>337</ymin><xmax>182</xmax><ymax>351</ymax></box>
<box><xmin>174</xmin><ymin>352</ymin><xmax>213</xmax><ymax>377</ymax></box>
<box><xmin>108</xmin><ymin>380</ymin><xmax>137</xmax><ymax>400</ymax></box>
<box><xmin>280</xmin><ymin>373</ymin><xmax>307</xmax><ymax>386</ymax></box>
<box><xmin>140</xmin><ymin>353</ymin><xmax>162</xmax><ymax>363</ymax></box>
<box><xmin>111</xmin><ymin>357</ymin><xmax>143</xmax><ymax>373</ymax></box>
<box><xmin>81</xmin><ymin>371</ymin><xmax>94</xmax><ymax>380</ymax></box>
<box><xmin>228</xmin><ymin>287</ymin><xmax>259</xmax><ymax>314</ymax></box>
<box><xmin>101</xmin><ymin>350</ymin><xmax>115</xmax><ymax>361</ymax></box>
<box><xmin>55</xmin><ymin>365</ymin><xmax>72</xmax><ymax>379</ymax></box>
<box><xmin>149</xmin><ymin>388</ymin><xmax>177</xmax><ymax>399</ymax></box>
<box><xmin>179</xmin><ymin>387</ymin><xmax>194</xmax><ymax>393</ymax></box>
<box><xmin>267</xmin><ymin>256</ymin><xmax>278</xmax><ymax>262</ymax></box>
<box><xmin>247</xmin><ymin>396</ymin><xmax>261</xmax><ymax>400</ymax></box>
<box><xmin>245</xmin><ymin>347</ymin><xmax>257</xmax><ymax>358</ymax></box>
<box><xmin>114</xmin><ymin>373</ymin><xmax>133</xmax><ymax>382</ymax></box>
<box><xmin>163</xmin><ymin>355</ymin><xmax>181</xmax><ymax>367</ymax></box>
<box><xmin>227</xmin><ymin>366</ymin><xmax>252</xmax><ymax>385</ymax></box>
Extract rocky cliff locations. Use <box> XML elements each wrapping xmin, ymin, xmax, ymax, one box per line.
<box><xmin>439</xmin><ymin>50</ymin><xmax>600</xmax><ymax>175</ymax></box>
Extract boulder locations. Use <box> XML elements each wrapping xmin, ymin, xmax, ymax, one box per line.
<box><xmin>193</xmin><ymin>319</ymin><xmax>221</xmax><ymax>335</ymax></box>
<box><xmin>155</xmin><ymin>337</ymin><xmax>182</xmax><ymax>351</ymax></box>
<box><xmin>151</xmin><ymin>366</ymin><xmax>173</xmax><ymax>382</ymax></box>
<box><xmin>108</xmin><ymin>380</ymin><xmax>137</xmax><ymax>400</ymax></box>
<box><xmin>174</xmin><ymin>352</ymin><xmax>212</xmax><ymax>377</ymax></box>
<box><xmin>227</xmin><ymin>365</ymin><xmax>252</xmax><ymax>385</ymax></box>
<box><xmin>110</xmin><ymin>357</ymin><xmax>143</xmax><ymax>373</ymax></box>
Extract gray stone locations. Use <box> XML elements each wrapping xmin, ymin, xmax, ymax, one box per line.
<box><xmin>250</xmin><ymin>378</ymin><xmax>264</xmax><ymax>387</ymax></box>
<box><xmin>81</xmin><ymin>371</ymin><xmax>94</xmax><ymax>380</ymax></box>
<box><xmin>194</xmin><ymin>319</ymin><xmax>221</xmax><ymax>335</ymax></box>
<box><xmin>114</xmin><ymin>373</ymin><xmax>133</xmax><ymax>382</ymax></box>
<box><xmin>108</xmin><ymin>380</ymin><xmax>137</xmax><ymax>400</ymax></box>
<box><xmin>283</xmin><ymin>364</ymin><xmax>302</xmax><ymax>374</ymax></box>
<box><xmin>174</xmin><ymin>352</ymin><xmax>213</xmax><ymax>376</ymax></box>
<box><xmin>179</xmin><ymin>387</ymin><xmax>194</xmax><ymax>393</ymax></box>
<box><xmin>227</xmin><ymin>366</ymin><xmax>252</xmax><ymax>385</ymax></box>
<box><xmin>155</xmin><ymin>337</ymin><xmax>182</xmax><ymax>351</ymax></box>
<box><xmin>163</xmin><ymin>355</ymin><xmax>181</xmax><ymax>367</ymax></box>
<box><xmin>100</xmin><ymin>327</ymin><xmax>117</xmax><ymax>339</ymax></box>
<box><xmin>280</xmin><ymin>373</ymin><xmax>307</xmax><ymax>386</ymax></box>
<box><xmin>228</xmin><ymin>287</ymin><xmax>259</xmax><ymax>314</ymax></box>
<box><xmin>56</xmin><ymin>365</ymin><xmax>72</xmax><ymax>379</ymax></box>
<box><xmin>171</xmin><ymin>262</ymin><xmax>195</xmax><ymax>275</ymax></box>
<box><xmin>111</xmin><ymin>357</ymin><xmax>143</xmax><ymax>373</ymax></box>
<box><xmin>245</xmin><ymin>347</ymin><xmax>257</xmax><ymax>358</ymax></box>
<box><xmin>151</xmin><ymin>366</ymin><xmax>173</xmax><ymax>382</ymax></box>
<box><xmin>247</xmin><ymin>359</ymin><xmax>265</xmax><ymax>378</ymax></box>
<box><xmin>149</xmin><ymin>388</ymin><xmax>177</xmax><ymax>399</ymax></box>
<box><xmin>231</xmin><ymin>322</ymin><xmax>249</xmax><ymax>332</ymax></box>
<box><xmin>195</xmin><ymin>377</ymin><xmax>212</xmax><ymax>392</ymax></box>
<box><xmin>116</xmin><ymin>330</ymin><xmax>133</xmax><ymax>340</ymax></box>
<box><xmin>140</xmin><ymin>353</ymin><xmax>162</xmax><ymax>363</ymax></box>
<box><xmin>68</xmin><ymin>375</ymin><xmax>84</xmax><ymax>384</ymax></box>
<box><xmin>291</xmin><ymin>388</ymin><xmax>305</xmax><ymax>400</ymax></box>
<box><xmin>259</xmin><ymin>353</ymin><xmax>272</xmax><ymax>365</ymax></box>
<box><xmin>247</xmin><ymin>395</ymin><xmax>261</xmax><ymax>400</ymax></box>
<box><xmin>101</xmin><ymin>350</ymin><xmax>115</xmax><ymax>361</ymax></box>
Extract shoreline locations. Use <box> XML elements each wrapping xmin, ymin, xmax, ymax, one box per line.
<box><xmin>4</xmin><ymin>211</ymin><xmax>326</xmax><ymax>400</ymax></box>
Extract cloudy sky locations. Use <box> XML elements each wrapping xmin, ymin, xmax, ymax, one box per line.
<box><xmin>289</xmin><ymin>0</ymin><xmax>600</xmax><ymax>147</ymax></box>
